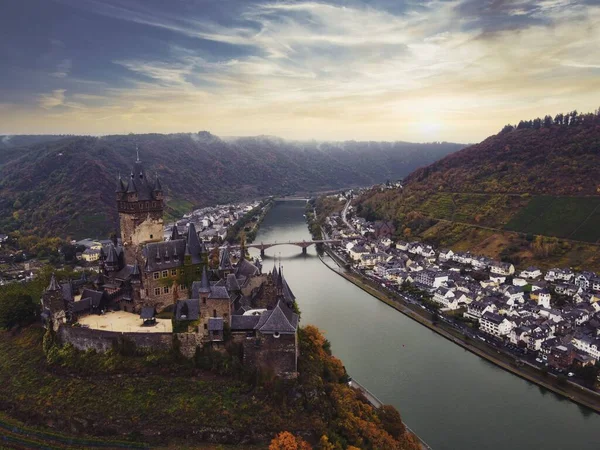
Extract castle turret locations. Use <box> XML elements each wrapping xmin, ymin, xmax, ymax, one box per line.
<box><xmin>116</xmin><ymin>151</ymin><xmax>164</xmax><ymax>264</ymax></box>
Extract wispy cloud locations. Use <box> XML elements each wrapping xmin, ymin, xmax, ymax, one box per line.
<box><xmin>3</xmin><ymin>0</ymin><xmax>600</xmax><ymax>141</ymax></box>
<box><xmin>39</xmin><ymin>89</ymin><xmax>67</xmax><ymax>108</ymax></box>
<box><xmin>52</xmin><ymin>59</ymin><xmax>72</xmax><ymax>78</ymax></box>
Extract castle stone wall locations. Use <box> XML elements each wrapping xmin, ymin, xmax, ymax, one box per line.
<box><xmin>243</xmin><ymin>333</ymin><xmax>298</xmax><ymax>377</ymax></box>
<box><xmin>176</xmin><ymin>332</ymin><xmax>203</xmax><ymax>358</ymax></box>
<box><xmin>58</xmin><ymin>325</ymin><xmax>173</xmax><ymax>353</ymax></box>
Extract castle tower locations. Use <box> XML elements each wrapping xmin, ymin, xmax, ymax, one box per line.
<box><xmin>116</xmin><ymin>152</ymin><xmax>164</xmax><ymax>264</ymax></box>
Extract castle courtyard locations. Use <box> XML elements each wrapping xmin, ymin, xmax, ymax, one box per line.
<box><xmin>78</xmin><ymin>311</ymin><xmax>172</xmax><ymax>333</ymax></box>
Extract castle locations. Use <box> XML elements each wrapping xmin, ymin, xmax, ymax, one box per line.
<box><xmin>41</xmin><ymin>154</ymin><xmax>299</xmax><ymax>377</ymax></box>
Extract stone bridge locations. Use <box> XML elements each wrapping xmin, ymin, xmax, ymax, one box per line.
<box><xmin>230</xmin><ymin>239</ymin><xmax>341</xmax><ymax>256</ymax></box>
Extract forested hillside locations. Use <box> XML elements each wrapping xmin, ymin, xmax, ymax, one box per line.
<box><xmin>354</xmin><ymin>110</ymin><xmax>600</xmax><ymax>271</ymax></box>
<box><xmin>0</xmin><ymin>133</ymin><xmax>462</xmax><ymax>239</ymax></box>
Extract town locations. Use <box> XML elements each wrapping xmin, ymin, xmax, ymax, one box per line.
<box><xmin>320</xmin><ymin>191</ymin><xmax>600</xmax><ymax>387</ymax></box>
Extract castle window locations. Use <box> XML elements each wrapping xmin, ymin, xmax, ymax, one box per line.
<box><xmin>204</xmin><ymin>323</ymin><xmax>208</xmax><ymax>330</ymax></box>
<box><xmin>146</xmin><ymin>202</ymin><xmax>149</xmax><ymax>209</ymax></box>
<box><xmin>202</xmin><ymin>297</ymin><xmax>206</xmax><ymax>305</ymax></box>
<box><xmin>154</xmin><ymin>288</ymin><xmax>161</xmax><ymax>296</ymax></box>
<box><xmin>180</xmin><ymin>269</ymin><xmax>185</xmax><ymax>275</ymax></box>
<box><xmin>213</xmin><ymin>309</ymin><xmax>217</xmax><ymax>318</ymax></box>
<box><xmin>179</xmin><ymin>284</ymin><xmax>185</xmax><ymax>291</ymax></box>
<box><xmin>150</xmin><ymin>234</ymin><xmax>153</xmax><ymax>239</ymax></box>
<box><xmin>153</xmin><ymin>272</ymin><xmax>159</xmax><ymax>280</ymax></box>
<box><xmin>171</xmin><ymin>269</ymin><xmax>177</xmax><ymax>276</ymax></box>
<box><xmin>273</xmin><ymin>332</ymin><xmax>281</xmax><ymax>339</ymax></box>
<box><xmin>163</xmin><ymin>286</ymin><xmax>170</xmax><ymax>294</ymax></box>
<box><xmin>162</xmin><ymin>270</ymin><xmax>168</xmax><ymax>278</ymax></box>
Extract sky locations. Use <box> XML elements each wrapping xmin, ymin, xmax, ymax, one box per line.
<box><xmin>1</xmin><ymin>0</ymin><xmax>599</xmax><ymax>143</ymax></box>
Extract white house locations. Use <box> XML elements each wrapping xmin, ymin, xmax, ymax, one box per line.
<box><xmin>519</xmin><ymin>267</ymin><xmax>542</xmax><ymax>279</ymax></box>
<box><xmin>414</xmin><ymin>270</ymin><xmax>448</xmax><ymax>288</ymax></box>
<box><xmin>465</xmin><ymin>300</ymin><xmax>496</xmax><ymax>320</ymax></box>
<box><xmin>509</xmin><ymin>326</ymin><xmax>531</xmax><ymax>345</ymax></box>
<box><xmin>438</xmin><ymin>249</ymin><xmax>454</xmax><ymax>262</ymax></box>
<box><xmin>81</xmin><ymin>248</ymin><xmax>101</xmax><ymax>262</ymax></box>
<box><xmin>395</xmin><ymin>241</ymin><xmax>409</xmax><ymax>251</ymax></box>
<box><xmin>490</xmin><ymin>261</ymin><xmax>515</xmax><ymax>276</ymax></box>
<box><xmin>480</xmin><ymin>312</ymin><xmax>514</xmax><ymax>337</ymax></box>
<box><xmin>534</xmin><ymin>289</ymin><xmax>552</xmax><ymax>309</ymax></box>
<box><xmin>433</xmin><ymin>287</ymin><xmax>459</xmax><ymax>310</ymax></box>
<box><xmin>545</xmin><ymin>268</ymin><xmax>574</xmax><ymax>282</ymax></box>
<box><xmin>572</xmin><ymin>336</ymin><xmax>600</xmax><ymax>360</ymax></box>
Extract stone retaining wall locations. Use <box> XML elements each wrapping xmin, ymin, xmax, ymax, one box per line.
<box><xmin>58</xmin><ymin>325</ymin><xmax>173</xmax><ymax>353</ymax></box>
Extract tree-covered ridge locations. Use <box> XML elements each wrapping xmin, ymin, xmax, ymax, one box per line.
<box><xmin>0</xmin><ymin>133</ymin><xmax>463</xmax><ymax>239</ymax></box>
<box><xmin>352</xmin><ymin>110</ymin><xmax>600</xmax><ymax>271</ymax></box>
<box><xmin>406</xmin><ymin>109</ymin><xmax>600</xmax><ymax>196</ymax></box>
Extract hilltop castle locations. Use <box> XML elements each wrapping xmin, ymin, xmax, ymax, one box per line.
<box><xmin>41</xmin><ymin>155</ymin><xmax>299</xmax><ymax>377</ymax></box>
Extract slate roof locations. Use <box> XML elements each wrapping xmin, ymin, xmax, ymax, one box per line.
<box><xmin>219</xmin><ymin>246</ymin><xmax>233</xmax><ymax>270</ymax></box>
<box><xmin>72</xmin><ymin>298</ymin><xmax>92</xmax><ymax>313</ymax></box>
<box><xmin>209</xmin><ymin>285</ymin><xmax>230</xmax><ymax>300</ymax></box>
<box><xmin>482</xmin><ymin>311</ymin><xmax>506</xmax><ymax>325</ymax></box>
<box><xmin>140</xmin><ymin>306</ymin><xmax>156</xmax><ymax>320</ymax></box>
<box><xmin>226</xmin><ymin>273</ymin><xmax>241</xmax><ymax>292</ymax></box>
<box><xmin>208</xmin><ymin>317</ymin><xmax>224</xmax><ymax>331</ymax></box>
<box><xmin>200</xmin><ymin>266</ymin><xmax>211</xmax><ymax>292</ymax></box>
<box><xmin>184</xmin><ymin>223</ymin><xmax>204</xmax><ymax>264</ymax></box>
<box><xmin>80</xmin><ymin>289</ymin><xmax>105</xmax><ymax>308</ymax></box>
<box><xmin>144</xmin><ymin>239</ymin><xmax>186</xmax><ymax>271</ymax></box>
<box><xmin>255</xmin><ymin>300</ymin><xmax>299</xmax><ymax>335</ymax></box>
<box><xmin>61</xmin><ymin>282</ymin><xmax>73</xmax><ymax>302</ymax></box>
<box><xmin>124</xmin><ymin>158</ymin><xmax>159</xmax><ymax>201</ymax></box>
<box><xmin>231</xmin><ymin>314</ymin><xmax>260</xmax><ymax>331</ymax></box>
<box><xmin>236</xmin><ymin>258</ymin><xmax>259</xmax><ymax>278</ymax></box>
<box><xmin>174</xmin><ymin>299</ymin><xmax>200</xmax><ymax>321</ymax></box>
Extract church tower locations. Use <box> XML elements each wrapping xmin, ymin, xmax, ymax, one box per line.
<box><xmin>116</xmin><ymin>151</ymin><xmax>164</xmax><ymax>263</ymax></box>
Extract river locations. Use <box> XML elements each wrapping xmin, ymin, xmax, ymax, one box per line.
<box><xmin>248</xmin><ymin>201</ymin><xmax>600</xmax><ymax>450</ymax></box>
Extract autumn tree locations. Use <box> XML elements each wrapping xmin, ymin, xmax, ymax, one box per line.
<box><xmin>269</xmin><ymin>431</ymin><xmax>312</xmax><ymax>450</ymax></box>
<box><xmin>317</xmin><ymin>435</ymin><xmax>335</xmax><ymax>450</ymax></box>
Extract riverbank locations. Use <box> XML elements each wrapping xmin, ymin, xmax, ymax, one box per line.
<box><xmin>319</xmin><ymin>246</ymin><xmax>600</xmax><ymax>415</ymax></box>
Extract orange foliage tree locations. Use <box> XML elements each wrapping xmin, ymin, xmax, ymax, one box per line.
<box><xmin>269</xmin><ymin>431</ymin><xmax>312</xmax><ymax>450</ymax></box>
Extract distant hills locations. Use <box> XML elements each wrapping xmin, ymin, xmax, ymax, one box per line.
<box><xmin>354</xmin><ymin>110</ymin><xmax>600</xmax><ymax>271</ymax></box>
<box><xmin>0</xmin><ymin>133</ymin><xmax>463</xmax><ymax>239</ymax></box>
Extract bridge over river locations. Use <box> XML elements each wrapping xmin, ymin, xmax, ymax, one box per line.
<box><xmin>229</xmin><ymin>239</ymin><xmax>340</xmax><ymax>256</ymax></box>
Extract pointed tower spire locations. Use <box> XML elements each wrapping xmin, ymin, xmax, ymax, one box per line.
<box><xmin>199</xmin><ymin>266</ymin><xmax>211</xmax><ymax>293</ymax></box>
<box><xmin>116</xmin><ymin>173</ymin><xmax>125</xmax><ymax>193</ymax></box>
<box><xmin>47</xmin><ymin>273</ymin><xmax>60</xmax><ymax>291</ymax></box>
<box><xmin>171</xmin><ymin>225</ymin><xmax>180</xmax><ymax>241</ymax></box>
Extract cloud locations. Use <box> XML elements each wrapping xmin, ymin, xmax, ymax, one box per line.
<box><xmin>52</xmin><ymin>59</ymin><xmax>72</xmax><ymax>78</ymax></box>
<box><xmin>3</xmin><ymin>0</ymin><xmax>600</xmax><ymax>141</ymax></box>
<box><xmin>39</xmin><ymin>89</ymin><xmax>67</xmax><ymax>108</ymax></box>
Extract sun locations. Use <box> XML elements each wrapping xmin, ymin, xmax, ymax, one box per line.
<box><xmin>418</xmin><ymin>121</ymin><xmax>443</xmax><ymax>140</ymax></box>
